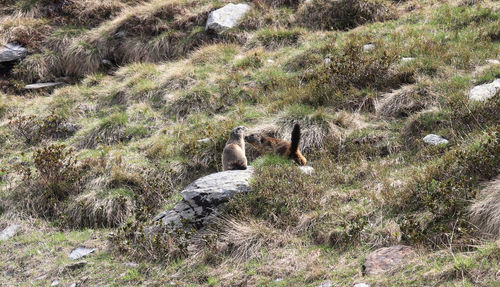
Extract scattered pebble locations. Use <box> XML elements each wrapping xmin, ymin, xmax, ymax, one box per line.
<box><xmin>0</xmin><ymin>225</ymin><xmax>21</xmax><ymax>241</ymax></box>
<box><xmin>362</xmin><ymin>44</ymin><xmax>376</xmax><ymax>52</ymax></box>
<box><xmin>317</xmin><ymin>281</ymin><xmax>332</xmax><ymax>287</ymax></box>
<box><xmin>468</xmin><ymin>79</ymin><xmax>500</xmax><ymax>102</ymax></box>
<box><xmin>50</xmin><ymin>280</ymin><xmax>60</xmax><ymax>286</ymax></box>
<box><xmin>267</xmin><ymin>59</ymin><xmax>275</xmax><ymax>63</ymax></box>
<box><xmin>197</xmin><ymin>138</ymin><xmax>211</xmax><ymax>143</ymax></box>
<box><xmin>423</xmin><ymin>134</ymin><xmax>449</xmax><ymax>146</ymax></box>
<box><xmin>323</xmin><ymin>57</ymin><xmax>331</xmax><ymax>65</ymax></box>
<box><xmin>353</xmin><ymin>284</ymin><xmax>371</xmax><ymax>287</ymax></box>
<box><xmin>69</xmin><ymin>247</ymin><xmax>95</xmax><ymax>260</ymax></box>
<box><xmin>486</xmin><ymin>59</ymin><xmax>500</xmax><ymax>65</ymax></box>
<box><xmin>24</xmin><ymin>82</ymin><xmax>62</xmax><ymax>90</ymax></box>
<box><xmin>299</xmin><ymin>166</ymin><xmax>315</xmax><ymax>175</ymax></box>
<box><xmin>401</xmin><ymin>57</ymin><xmax>415</xmax><ymax>63</ymax></box>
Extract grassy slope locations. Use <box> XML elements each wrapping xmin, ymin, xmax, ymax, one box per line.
<box><xmin>1</xmin><ymin>0</ymin><xmax>499</xmax><ymax>285</ymax></box>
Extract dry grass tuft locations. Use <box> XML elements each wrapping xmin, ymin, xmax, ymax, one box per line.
<box><xmin>470</xmin><ymin>175</ymin><xmax>500</xmax><ymax>238</ymax></box>
<box><xmin>294</xmin><ymin>0</ymin><xmax>395</xmax><ymax>31</ymax></box>
<box><xmin>376</xmin><ymin>85</ymin><xmax>436</xmax><ymax>118</ymax></box>
<box><xmin>276</xmin><ymin>106</ymin><xmax>342</xmax><ymax>153</ymax></box>
<box><xmin>65</xmin><ymin>189</ymin><xmax>134</xmax><ymax>228</ymax></box>
<box><xmin>217</xmin><ymin>218</ymin><xmax>289</xmax><ymax>263</ymax></box>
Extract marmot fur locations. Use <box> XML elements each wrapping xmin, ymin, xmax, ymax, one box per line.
<box><xmin>222</xmin><ymin>126</ymin><xmax>248</xmax><ymax>171</ymax></box>
<box><xmin>245</xmin><ymin>123</ymin><xmax>307</xmax><ymax>166</ymax></box>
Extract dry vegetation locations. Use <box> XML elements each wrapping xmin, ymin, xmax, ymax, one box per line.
<box><xmin>1</xmin><ymin>0</ymin><xmax>500</xmax><ymax>285</ymax></box>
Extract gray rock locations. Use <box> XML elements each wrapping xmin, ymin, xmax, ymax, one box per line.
<box><xmin>24</xmin><ymin>82</ymin><xmax>63</xmax><ymax>90</ymax></box>
<box><xmin>486</xmin><ymin>59</ymin><xmax>500</xmax><ymax>65</ymax></box>
<box><xmin>69</xmin><ymin>283</ymin><xmax>77</xmax><ymax>287</ymax></box>
<box><xmin>205</xmin><ymin>3</ymin><xmax>251</xmax><ymax>32</ymax></box>
<box><xmin>401</xmin><ymin>57</ymin><xmax>415</xmax><ymax>63</ymax></box>
<box><xmin>0</xmin><ymin>43</ymin><xmax>27</xmax><ymax>63</ymax></box>
<box><xmin>299</xmin><ymin>166</ymin><xmax>315</xmax><ymax>175</ymax></box>
<box><xmin>69</xmin><ymin>247</ymin><xmax>95</xmax><ymax>260</ymax></box>
<box><xmin>323</xmin><ymin>58</ymin><xmax>331</xmax><ymax>65</ymax></box>
<box><xmin>123</xmin><ymin>262</ymin><xmax>139</xmax><ymax>268</ymax></box>
<box><xmin>468</xmin><ymin>79</ymin><xmax>500</xmax><ymax>102</ymax></box>
<box><xmin>317</xmin><ymin>281</ymin><xmax>332</xmax><ymax>287</ymax></box>
<box><xmin>353</xmin><ymin>284</ymin><xmax>371</xmax><ymax>287</ymax></box>
<box><xmin>423</xmin><ymin>134</ymin><xmax>449</xmax><ymax>145</ymax></box>
<box><xmin>362</xmin><ymin>44</ymin><xmax>376</xmax><ymax>52</ymax></box>
<box><xmin>197</xmin><ymin>138</ymin><xmax>211</xmax><ymax>144</ymax></box>
<box><xmin>0</xmin><ymin>225</ymin><xmax>21</xmax><ymax>241</ymax></box>
<box><xmin>51</xmin><ymin>280</ymin><xmax>60</xmax><ymax>286</ymax></box>
<box><xmin>154</xmin><ymin>167</ymin><xmax>254</xmax><ymax>230</ymax></box>
<box><xmin>363</xmin><ymin>245</ymin><xmax>414</xmax><ymax>276</ymax></box>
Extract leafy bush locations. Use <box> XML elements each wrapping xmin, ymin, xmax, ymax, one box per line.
<box><xmin>8</xmin><ymin>113</ymin><xmax>77</xmax><ymax>144</ymax></box>
<box><xmin>13</xmin><ymin>144</ymin><xmax>85</xmax><ymax>219</ymax></box>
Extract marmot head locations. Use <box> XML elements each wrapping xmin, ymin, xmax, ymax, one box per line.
<box><xmin>244</xmin><ymin>133</ymin><xmax>263</xmax><ymax>146</ymax></box>
<box><xmin>229</xmin><ymin>126</ymin><xmax>247</xmax><ymax>140</ymax></box>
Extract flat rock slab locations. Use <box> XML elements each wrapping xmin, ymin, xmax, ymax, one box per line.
<box><xmin>69</xmin><ymin>247</ymin><xmax>95</xmax><ymax>260</ymax></box>
<box><xmin>0</xmin><ymin>43</ymin><xmax>27</xmax><ymax>62</ymax></box>
<box><xmin>205</xmin><ymin>3</ymin><xmax>251</xmax><ymax>32</ymax></box>
<box><xmin>469</xmin><ymin>79</ymin><xmax>500</xmax><ymax>102</ymax></box>
<box><xmin>24</xmin><ymin>82</ymin><xmax>63</xmax><ymax>90</ymax></box>
<box><xmin>154</xmin><ymin>167</ymin><xmax>254</xmax><ymax>230</ymax></box>
<box><xmin>0</xmin><ymin>225</ymin><xmax>21</xmax><ymax>241</ymax></box>
<box><xmin>423</xmin><ymin>134</ymin><xmax>449</xmax><ymax>145</ymax></box>
<box><xmin>363</xmin><ymin>245</ymin><xmax>415</xmax><ymax>276</ymax></box>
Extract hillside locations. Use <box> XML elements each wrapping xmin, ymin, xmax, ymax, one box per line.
<box><xmin>0</xmin><ymin>0</ymin><xmax>499</xmax><ymax>286</ymax></box>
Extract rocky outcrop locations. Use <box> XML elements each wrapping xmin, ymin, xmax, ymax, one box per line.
<box><xmin>0</xmin><ymin>43</ymin><xmax>27</xmax><ymax>63</ymax></box>
<box><xmin>423</xmin><ymin>134</ymin><xmax>449</xmax><ymax>145</ymax></box>
<box><xmin>153</xmin><ymin>167</ymin><xmax>254</xmax><ymax>230</ymax></box>
<box><xmin>363</xmin><ymin>245</ymin><xmax>414</xmax><ymax>276</ymax></box>
<box><xmin>468</xmin><ymin>79</ymin><xmax>500</xmax><ymax>102</ymax></box>
<box><xmin>205</xmin><ymin>3</ymin><xmax>251</xmax><ymax>33</ymax></box>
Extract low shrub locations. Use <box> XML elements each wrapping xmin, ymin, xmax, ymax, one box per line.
<box><xmin>8</xmin><ymin>113</ymin><xmax>77</xmax><ymax>145</ymax></box>
<box><xmin>13</xmin><ymin>144</ymin><xmax>86</xmax><ymax>219</ymax></box>
<box><xmin>226</xmin><ymin>160</ymin><xmax>325</xmax><ymax>229</ymax></box>
<box><xmin>395</xmin><ymin>125</ymin><xmax>500</xmax><ymax>246</ymax></box>
<box><xmin>295</xmin><ymin>0</ymin><xmax>395</xmax><ymax>31</ymax></box>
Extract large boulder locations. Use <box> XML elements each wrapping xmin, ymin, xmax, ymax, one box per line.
<box><xmin>205</xmin><ymin>3</ymin><xmax>251</xmax><ymax>33</ymax></box>
<box><xmin>0</xmin><ymin>43</ymin><xmax>27</xmax><ymax>63</ymax></box>
<box><xmin>468</xmin><ymin>79</ymin><xmax>500</xmax><ymax>102</ymax></box>
<box><xmin>363</xmin><ymin>245</ymin><xmax>415</xmax><ymax>276</ymax></box>
<box><xmin>153</xmin><ymin>167</ymin><xmax>254</xmax><ymax>230</ymax></box>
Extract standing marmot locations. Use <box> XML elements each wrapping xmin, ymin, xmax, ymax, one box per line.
<box><xmin>222</xmin><ymin>126</ymin><xmax>248</xmax><ymax>171</ymax></box>
<box><xmin>245</xmin><ymin>123</ymin><xmax>307</xmax><ymax>166</ymax></box>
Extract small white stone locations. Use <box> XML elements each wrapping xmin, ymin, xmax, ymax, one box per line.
<box><xmin>362</xmin><ymin>44</ymin><xmax>376</xmax><ymax>52</ymax></box>
<box><xmin>299</xmin><ymin>166</ymin><xmax>315</xmax><ymax>175</ymax></box>
<box><xmin>197</xmin><ymin>138</ymin><xmax>211</xmax><ymax>143</ymax></box>
<box><xmin>323</xmin><ymin>58</ymin><xmax>331</xmax><ymax>65</ymax></box>
<box><xmin>24</xmin><ymin>82</ymin><xmax>62</xmax><ymax>90</ymax></box>
<box><xmin>423</xmin><ymin>134</ymin><xmax>449</xmax><ymax>145</ymax></box>
<box><xmin>205</xmin><ymin>3</ymin><xmax>251</xmax><ymax>32</ymax></box>
<box><xmin>267</xmin><ymin>59</ymin><xmax>275</xmax><ymax>63</ymax></box>
<box><xmin>50</xmin><ymin>280</ymin><xmax>60</xmax><ymax>286</ymax></box>
<box><xmin>317</xmin><ymin>281</ymin><xmax>332</xmax><ymax>287</ymax></box>
<box><xmin>69</xmin><ymin>247</ymin><xmax>95</xmax><ymax>260</ymax></box>
<box><xmin>469</xmin><ymin>79</ymin><xmax>500</xmax><ymax>102</ymax></box>
<box><xmin>401</xmin><ymin>57</ymin><xmax>415</xmax><ymax>63</ymax></box>
<box><xmin>0</xmin><ymin>225</ymin><xmax>21</xmax><ymax>241</ymax></box>
<box><xmin>486</xmin><ymin>59</ymin><xmax>500</xmax><ymax>65</ymax></box>
<box><xmin>353</xmin><ymin>284</ymin><xmax>371</xmax><ymax>287</ymax></box>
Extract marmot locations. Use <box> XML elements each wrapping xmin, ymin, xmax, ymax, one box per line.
<box><xmin>245</xmin><ymin>123</ymin><xmax>307</xmax><ymax>166</ymax></box>
<box><xmin>222</xmin><ymin>126</ymin><xmax>248</xmax><ymax>171</ymax></box>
